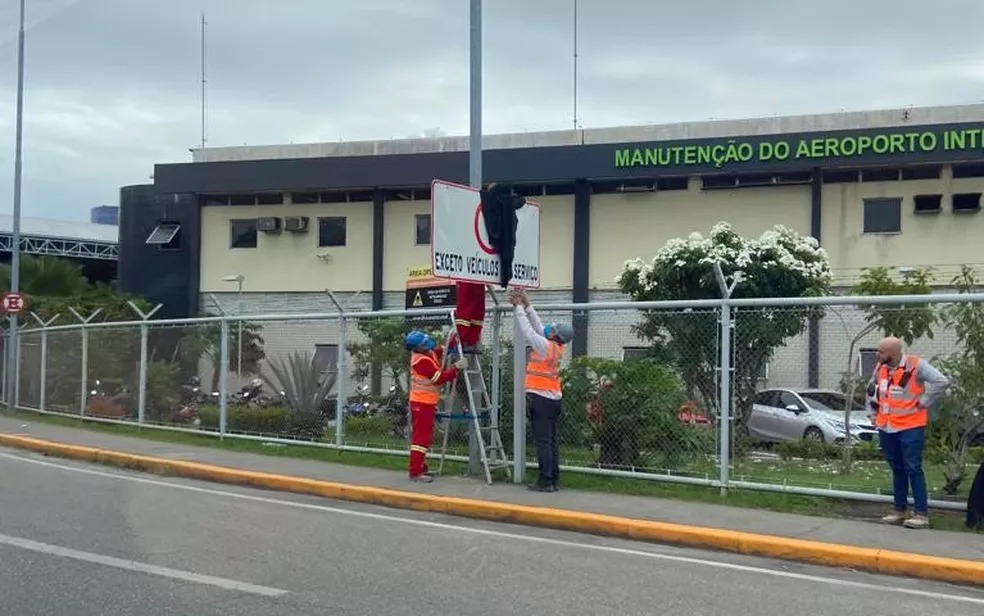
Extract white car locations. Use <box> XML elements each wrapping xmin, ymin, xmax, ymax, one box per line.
<box><xmin>749</xmin><ymin>388</ymin><xmax>878</xmax><ymax>445</ymax></box>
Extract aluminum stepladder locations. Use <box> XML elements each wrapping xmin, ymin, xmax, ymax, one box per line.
<box><xmin>434</xmin><ymin>304</ymin><xmax>511</xmax><ymax>485</ymax></box>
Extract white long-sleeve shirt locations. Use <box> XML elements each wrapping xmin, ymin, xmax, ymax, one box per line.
<box><xmin>514</xmin><ymin>304</ymin><xmax>562</xmax><ymax>400</ymax></box>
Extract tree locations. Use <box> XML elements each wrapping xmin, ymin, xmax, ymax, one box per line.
<box><xmin>0</xmin><ymin>254</ymin><xmax>88</xmax><ymax>297</ymax></box>
<box><xmin>178</xmin><ymin>316</ymin><xmax>266</xmax><ymax>391</ymax></box>
<box><xmin>347</xmin><ymin>318</ymin><xmax>442</xmax><ymax>395</ymax></box>
<box><xmin>931</xmin><ymin>266</ymin><xmax>984</xmax><ymax>494</ymax></box>
<box><xmin>617</xmin><ymin>222</ymin><xmax>832</xmax><ymax>446</ymax></box>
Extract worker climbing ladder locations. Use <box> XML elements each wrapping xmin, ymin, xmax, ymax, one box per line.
<box><xmin>434</xmin><ymin>305</ymin><xmax>510</xmax><ymax>485</ymax></box>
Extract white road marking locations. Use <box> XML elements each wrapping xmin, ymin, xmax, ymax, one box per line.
<box><xmin>2</xmin><ymin>450</ymin><xmax>983</xmax><ymax>606</ymax></box>
<box><xmin>0</xmin><ymin>531</ymin><xmax>288</xmax><ymax>598</ymax></box>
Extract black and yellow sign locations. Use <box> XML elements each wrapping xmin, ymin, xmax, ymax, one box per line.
<box><xmin>405</xmin><ymin>266</ymin><xmax>455</xmax><ymax>326</ymax></box>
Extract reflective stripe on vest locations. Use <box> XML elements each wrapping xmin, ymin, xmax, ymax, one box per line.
<box><xmin>409</xmin><ymin>352</ymin><xmax>443</xmax><ymax>405</ymax></box>
<box><xmin>875</xmin><ymin>355</ymin><xmax>927</xmax><ymax>430</ymax></box>
<box><xmin>525</xmin><ymin>341</ymin><xmax>563</xmax><ymax>394</ymax></box>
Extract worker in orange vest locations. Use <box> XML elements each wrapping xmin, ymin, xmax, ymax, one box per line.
<box><xmin>866</xmin><ymin>336</ymin><xmax>949</xmax><ymax>529</ymax></box>
<box><xmin>510</xmin><ymin>288</ymin><xmax>574</xmax><ymax>492</ymax></box>
<box><xmin>405</xmin><ymin>330</ymin><xmax>465</xmax><ymax>482</ymax></box>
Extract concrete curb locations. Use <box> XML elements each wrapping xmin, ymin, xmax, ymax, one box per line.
<box><xmin>2</xmin><ymin>433</ymin><xmax>982</xmax><ymax>587</ymax></box>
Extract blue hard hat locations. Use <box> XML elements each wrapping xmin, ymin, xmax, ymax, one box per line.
<box><xmin>544</xmin><ymin>322</ymin><xmax>574</xmax><ymax>344</ymax></box>
<box><xmin>405</xmin><ymin>330</ymin><xmax>436</xmax><ymax>351</ymax></box>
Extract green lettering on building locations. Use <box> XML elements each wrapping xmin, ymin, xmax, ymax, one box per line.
<box><xmin>613</xmin><ymin>125</ymin><xmax>984</xmax><ymax>169</ymax></box>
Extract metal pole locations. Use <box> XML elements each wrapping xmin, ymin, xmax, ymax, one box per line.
<box><xmin>335</xmin><ymin>315</ymin><xmax>348</xmax><ymax>447</ymax></box>
<box><xmin>236</xmin><ymin>280</ymin><xmax>243</xmax><ymax>379</ymax></box>
<box><xmin>80</xmin><ymin>328</ymin><xmax>89</xmax><ymax>415</ymax></box>
<box><xmin>7</xmin><ymin>0</ymin><xmax>26</xmax><ymax>411</ymax></box>
<box><xmin>219</xmin><ymin>319</ymin><xmax>229</xmax><ymax>436</ymax></box>
<box><xmin>465</xmin><ymin>0</ymin><xmax>484</xmax><ymax>477</ymax></box>
<box><xmin>512</xmin><ymin>316</ymin><xmax>526</xmax><ymax>483</ymax></box>
<box><xmin>718</xmin><ymin>303</ymin><xmax>732</xmax><ymax>495</ymax></box>
<box><xmin>138</xmin><ymin>324</ymin><xmax>148</xmax><ymax>424</ymax></box>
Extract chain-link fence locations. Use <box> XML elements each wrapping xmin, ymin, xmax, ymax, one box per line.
<box><xmin>4</xmin><ymin>292</ymin><xmax>984</xmax><ymax>507</ymax></box>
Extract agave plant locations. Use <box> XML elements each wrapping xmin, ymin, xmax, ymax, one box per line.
<box><xmin>260</xmin><ymin>351</ymin><xmax>336</xmax><ymax>439</ymax></box>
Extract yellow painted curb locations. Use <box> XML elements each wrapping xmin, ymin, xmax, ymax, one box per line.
<box><xmin>1</xmin><ymin>433</ymin><xmax>982</xmax><ymax>587</ymax></box>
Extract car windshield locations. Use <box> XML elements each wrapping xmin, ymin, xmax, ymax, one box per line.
<box><xmin>798</xmin><ymin>392</ymin><xmax>866</xmax><ymax>411</ymax></box>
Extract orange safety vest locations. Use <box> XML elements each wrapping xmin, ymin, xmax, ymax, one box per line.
<box><xmin>874</xmin><ymin>355</ymin><xmax>927</xmax><ymax>431</ymax></box>
<box><xmin>409</xmin><ymin>351</ymin><xmax>443</xmax><ymax>405</ymax></box>
<box><xmin>525</xmin><ymin>341</ymin><xmax>563</xmax><ymax>395</ymax></box>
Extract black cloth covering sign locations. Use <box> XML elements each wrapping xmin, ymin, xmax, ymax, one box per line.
<box><xmin>480</xmin><ymin>183</ymin><xmax>526</xmax><ymax>288</ymax></box>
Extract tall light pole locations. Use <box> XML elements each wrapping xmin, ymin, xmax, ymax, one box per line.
<box><xmin>467</xmin><ymin>0</ymin><xmax>483</xmax><ymax>476</ymax></box>
<box><xmin>221</xmin><ymin>274</ymin><xmax>244</xmax><ymax>379</ymax></box>
<box><xmin>7</xmin><ymin>0</ymin><xmax>26</xmax><ymax>408</ymax></box>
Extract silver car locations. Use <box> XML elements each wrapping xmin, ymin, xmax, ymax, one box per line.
<box><xmin>749</xmin><ymin>388</ymin><xmax>878</xmax><ymax>445</ymax></box>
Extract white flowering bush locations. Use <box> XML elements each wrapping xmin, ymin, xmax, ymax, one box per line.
<box><xmin>616</xmin><ymin>223</ymin><xmax>832</xmax><ymax>447</ymax></box>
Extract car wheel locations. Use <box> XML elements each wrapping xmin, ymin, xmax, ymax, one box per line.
<box><xmin>803</xmin><ymin>426</ymin><xmax>825</xmax><ymax>442</ymax></box>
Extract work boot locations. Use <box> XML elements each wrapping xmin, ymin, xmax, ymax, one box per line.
<box><xmin>903</xmin><ymin>514</ymin><xmax>930</xmax><ymax>529</ymax></box>
<box><xmin>410</xmin><ymin>474</ymin><xmax>434</xmax><ymax>483</ymax></box>
<box><xmin>880</xmin><ymin>510</ymin><xmax>907</xmax><ymax>524</ymax></box>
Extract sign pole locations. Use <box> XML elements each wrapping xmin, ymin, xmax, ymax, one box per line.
<box><xmin>466</xmin><ymin>0</ymin><xmax>483</xmax><ymax>477</ymax></box>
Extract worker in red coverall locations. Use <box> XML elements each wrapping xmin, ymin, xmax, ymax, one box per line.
<box><xmin>405</xmin><ymin>330</ymin><xmax>466</xmax><ymax>482</ymax></box>
<box><xmin>448</xmin><ymin>281</ymin><xmax>486</xmax><ymax>354</ymax></box>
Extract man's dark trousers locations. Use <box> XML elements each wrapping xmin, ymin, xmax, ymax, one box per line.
<box><xmin>527</xmin><ymin>393</ymin><xmax>561</xmax><ymax>488</ymax></box>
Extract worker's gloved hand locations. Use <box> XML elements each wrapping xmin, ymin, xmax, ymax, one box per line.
<box><xmin>454</xmin><ymin>358</ymin><xmax>468</xmax><ymax>369</ymax></box>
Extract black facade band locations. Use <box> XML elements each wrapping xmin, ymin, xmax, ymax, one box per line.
<box><xmin>807</xmin><ymin>168</ymin><xmax>822</xmax><ymax>388</ymax></box>
<box><xmin>572</xmin><ymin>179</ymin><xmax>590</xmax><ymax>357</ymax></box>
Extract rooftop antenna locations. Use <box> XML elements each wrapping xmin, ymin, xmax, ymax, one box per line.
<box><xmin>572</xmin><ymin>0</ymin><xmax>579</xmax><ymax>134</ymax></box>
<box><xmin>200</xmin><ymin>11</ymin><xmax>207</xmax><ymax>150</ymax></box>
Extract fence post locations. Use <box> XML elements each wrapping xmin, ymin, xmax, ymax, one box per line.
<box><xmin>69</xmin><ymin>308</ymin><xmax>102</xmax><ymax>416</ymax></box>
<box><xmin>327</xmin><ymin>291</ymin><xmax>348</xmax><ymax>447</ymax></box>
<box><xmin>128</xmin><ymin>302</ymin><xmax>162</xmax><ymax>425</ymax></box>
<box><xmin>219</xmin><ymin>318</ymin><xmax>230</xmax><ymax>437</ymax></box>
<box><xmin>1</xmin><ymin>330</ymin><xmax>7</xmax><ymax>406</ymax></box>
<box><xmin>713</xmin><ymin>264</ymin><xmax>740</xmax><ymax>496</ymax></box>
<box><xmin>512</xmin><ymin>314</ymin><xmax>526</xmax><ymax>484</ymax></box>
<box><xmin>29</xmin><ymin>312</ymin><xmax>60</xmax><ymax>412</ymax></box>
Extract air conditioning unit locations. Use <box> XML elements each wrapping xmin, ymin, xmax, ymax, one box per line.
<box><xmin>257</xmin><ymin>216</ymin><xmax>281</xmax><ymax>233</ymax></box>
<box><xmin>284</xmin><ymin>216</ymin><xmax>309</xmax><ymax>233</ymax></box>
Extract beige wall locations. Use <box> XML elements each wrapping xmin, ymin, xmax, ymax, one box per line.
<box><xmin>589</xmin><ymin>179</ymin><xmax>812</xmax><ymax>289</ymax></box>
<box><xmin>822</xmin><ymin>170</ymin><xmax>984</xmax><ymax>279</ymax></box>
<box><xmin>383</xmin><ymin>199</ymin><xmax>430</xmax><ymax>291</ymax></box>
<box><xmin>200</xmin><ymin>203</ymin><xmax>374</xmax><ymax>293</ymax></box>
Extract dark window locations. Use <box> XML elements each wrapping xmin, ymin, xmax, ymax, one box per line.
<box><xmin>858</xmin><ymin>349</ymin><xmax>879</xmax><ymax>380</ymax></box>
<box><xmin>952</xmin><ymin>163</ymin><xmax>984</xmax><ymax>178</ymax></box>
<box><xmin>754</xmin><ymin>390</ymin><xmax>779</xmax><ymax>407</ymax></box>
<box><xmin>256</xmin><ymin>192</ymin><xmax>283</xmax><ymax>205</ymax></box>
<box><xmin>414</xmin><ymin>214</ymin><xmax>431</xmax><ymax>246</ymax></box>
<box><xmin>952</xmin><ymin>193</ymin><xmax>981</xmax><ymax>213</ymax></box>
<box><xmin>701</xmin><ymin>175</ymin><xmax>738</xmax><ymax>190</ymax></box>
<box><xmin>622</xmin><ymin>347</ymin><xmax>649</xmax><ymax>361</ymax></box>
<box><xmin>913</xmin><ymin>194</ymin><xmax>942</xmax><ymax>214</ymax></box>
<box><xmin>777</xmin><ymin>391</ymin><xmax>802</xmax><ymax>410</ymax></box>
<box><xmin>861</xmin><ymin>168</ymin><xmax>900</xmax><ymax>182</ymax></box>
<box><xmin>229</xmin><ymin>194</ymin><xmax>256</xmax><ymax>206</ymax></box>
<box><xmin>201</xmin><ymin>194</ymin><xmax>229</xmax><ymax>206</ymax></box>
<box><xmin>318</xmin><ymin>217</ymin><xmax>347</xmax><ymax>247</ymax></box>
<box><xmin>145</xmin><ymin>222</ymin><xmax>181</xmax><ymax>249</ymax></box>
<box><xmin>902</xmin><ymin>165</ymin><xmax>941</xmax><ymax>180</ymax></box>
<box><xmin>314</xmin><ymin>344</ymin><xmax>339</xmax><ymax>373</ymax></box>
<box><xmin>821</xmin><ymin>170</ymin><xmax>858</xmax><ymax>183</ymax></box>
<box><xmin>290</xmin><ymin>192</ymin><xmax>319</xmax><ymax>204</ymax></box>
<box><xmin>862</xmin><ymin>198</ymin><xmax>902</xmax><ymax>234</ymax></box>
<box><xmin>657</xmin><ymin>177</ymin><xmax>689</xmax><ymax>191</ymax></box>
<box><xmin>230</xmin><ymin>219</ymin><xmax>258</xmax><ymax>248</ymax></box>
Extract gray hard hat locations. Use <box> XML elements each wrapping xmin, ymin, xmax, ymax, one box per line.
<box><xmin>551</xmin><ymin>322</ymin><xmax>574</xmax><ymax>344</ymax></box>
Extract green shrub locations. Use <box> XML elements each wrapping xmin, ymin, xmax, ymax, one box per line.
<box><xmin>345</xmin><ymin>415</ymin><xmax>393</xmax><ymax>440</ymax></box>
<box><xmin>197</xmin><ymin>404</ymin><xmax>289</xmax><ymax>435</ymax></box>
<box><xmin>776</xmin><ymin>439</ymin><xmax>882</xmax><ymax>461</ymax></box>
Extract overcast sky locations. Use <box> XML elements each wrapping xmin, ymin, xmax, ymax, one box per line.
<box><xmin>0</xmin><ymin>0</ymin><xmax>982</xmax><ymax>222</ymax></box>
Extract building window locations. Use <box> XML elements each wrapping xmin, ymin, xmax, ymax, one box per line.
<box><xmin>952</xmin><ymin>193</ymin><xmax>981</xmax><ymax>213</ymax></box>
<box><xmin>145</xmin><ymin>221</ymin><xmax>181</xmax><ymax>250</ymax></box>
<box><xmin>414</xmin><ymin>214</ymin><xmax>431</xmax><ymax>246</ymax></box>
<box><xmin>858</xmin><ymin>348</ymin><xmax>878</xmax><ymax>380</ymax></box>
<box><xmin>318</xmin><ymin>217</ymin><xmax>347</xmax><ymax>247</ymax></box>
<box><xmin>622</xmin><ymin>347</ymin><xmax>649</xmax><ymax>361</ymax></box>
<box><xmin>862</xmin><ymin>198</ymin><xmax>901</xmax><ymax>234</ymax></box>
<box><xmin>230</xmin><ymin>219</ymin><xmax>258</xmax><ymax>248</ymax></box>
<box><xmin>913</xmin><ymin>194</ymin><xmax>942</xmax><ymax>214</ymax></box>
<box><xmin>314</xmin><ymin>344</ymin><xmax>339</xmax><ymax>374</ymax></box>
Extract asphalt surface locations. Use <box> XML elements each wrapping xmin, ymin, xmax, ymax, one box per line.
<box><xmin>1</xmin><ymin>446</ymin><xmax>982</xmax><ymax>616</ymax></box>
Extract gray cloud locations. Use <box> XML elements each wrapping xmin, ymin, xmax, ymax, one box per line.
<box><xmin>0</xmin><ymin>0</ymin><xmax>981</xmax><ymax>221</ymax></box>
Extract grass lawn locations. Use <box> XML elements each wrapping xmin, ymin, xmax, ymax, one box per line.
<box><xmin>5</xmin><ymin>409</ymin><xmax>981</xmax><ymax>534</ymax></box>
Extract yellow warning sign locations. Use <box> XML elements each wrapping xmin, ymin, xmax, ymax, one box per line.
<box><xmin>408</xmin><ymin>266</ymin><xmax>433</xmax><ymax>279</ymax></box>
<box><xmin>412</xmin><ymin>291</ymin><xmax>423</xmax><ymax>307</ymax></box>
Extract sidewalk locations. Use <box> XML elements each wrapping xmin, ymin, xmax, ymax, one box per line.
<box><xmin>0</xmin><ymin>414</ymin><xmax>981</xmax><ymax>568</ymax></box>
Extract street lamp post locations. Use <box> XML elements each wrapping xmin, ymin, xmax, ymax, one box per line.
<box><xmin>221</xmin><ymin>274</ymin><xmax>245</xmax><ymax>379</ymax></box>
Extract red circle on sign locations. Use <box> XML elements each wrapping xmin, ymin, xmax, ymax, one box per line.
<box><xmin>473</xmin><ymin>204</ymin><xmax>496</xmax><ymax>255</ymax></box>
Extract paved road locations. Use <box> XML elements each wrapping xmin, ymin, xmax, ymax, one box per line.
<box><xmin>0</xmin><ymin>447</ymin><xmax>981</xmax><ymax>616</ymax></box>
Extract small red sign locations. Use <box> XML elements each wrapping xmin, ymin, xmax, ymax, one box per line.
<box><xmin>2</xmin><ymin>292</ymin><xmax>24</xmax><ymax>314</ymax></box>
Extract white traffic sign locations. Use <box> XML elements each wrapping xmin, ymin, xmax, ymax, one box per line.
<box><xmin>430</xmin><ymin>179</ymin><xmax>541</xmax><ymax>288</ymax></box>
<box><xmin>2</xmin><ymin>292</ymin><xmax>24</xmax><ymax>314</ymax></box>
